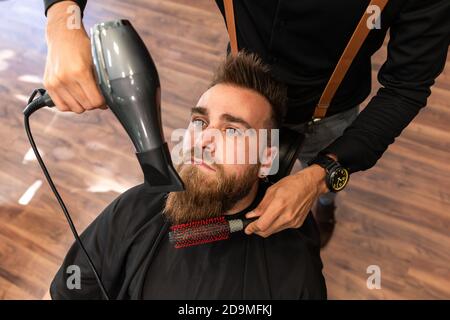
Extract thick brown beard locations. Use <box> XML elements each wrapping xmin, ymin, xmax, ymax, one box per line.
<box><xmin>163</xmin><ymin>161</ymin><xmax>260</xmax><ymax>224</ymax></box>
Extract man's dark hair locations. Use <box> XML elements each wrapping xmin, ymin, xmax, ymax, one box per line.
<box><xmin>209</xmin><ymin>51</ymin><xmax>287</xmax><ymax>128</ymax></box>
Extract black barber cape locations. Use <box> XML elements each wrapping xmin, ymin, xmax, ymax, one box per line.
<box><xmin>50</xmin><ymin>180</ymin><xmax>327</xmax><ymax>299</ymax></box>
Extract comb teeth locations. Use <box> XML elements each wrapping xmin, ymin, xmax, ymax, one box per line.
<box><xmin>169</xmin><ymin>216</ymin><xmax>231</xmax><ymax>248</ymax></box>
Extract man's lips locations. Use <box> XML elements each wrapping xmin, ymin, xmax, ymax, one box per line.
<box><xmin>191</xmin><ymin>157</ymin><xmax>216</xmax><ymax>171</ymax></box>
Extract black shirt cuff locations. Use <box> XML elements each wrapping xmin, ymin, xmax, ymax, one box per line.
<box><xmin>44</xmin><ymin>0</ymin><xmax>87</xmax><ymax>16</ymax></box>
<box><xmin>320</xmin><ymin>134</ymin><xmax>377</xmax><ymax>174</ymax></box>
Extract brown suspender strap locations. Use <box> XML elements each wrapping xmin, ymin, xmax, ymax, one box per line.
<box><xmin>314</xmin><ymin>0</ymin><xmax>389</xmax><ymax>119</ymax></box>
<box><xmin>223</xmin><ymin>0</ymin><xmax>239</xmax><ymax>56</ymax></box>
<box><xmin>223</xmin><ymin>0</ymin><xmax>389</xmax><ymax>119</ymax></box>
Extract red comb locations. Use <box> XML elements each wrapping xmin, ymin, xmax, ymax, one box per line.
<box><xmin>169</xmin><ymin>216</ymin><xmax>231</xmax><ymax>248</ymax></box>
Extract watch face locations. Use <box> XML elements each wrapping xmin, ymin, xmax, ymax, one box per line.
<box><xmin>330</xmin><ymin>167</ymin><xmax>349</xmax><ymax>191</ymax></box>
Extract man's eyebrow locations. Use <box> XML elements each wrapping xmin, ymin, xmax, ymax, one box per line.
<box><xmin>191</xmin><ymin>106</ymin><xmax>253</xmax><ymax>129</ymax></box>
<box><xmin>191</xmin><ymin>106</ymin><xmax>208</xmax><ymax>116</ymax></box>
<box><xmin>220</xmin><ymin>114</ymin><xmax>252</xmax><ymax>129</ymax></box>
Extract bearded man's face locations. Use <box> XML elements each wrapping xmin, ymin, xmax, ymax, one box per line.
<box><xmin>163</xmin><ymin>84</ymin><xmax>277</xmax><ymax>224</ymax></box>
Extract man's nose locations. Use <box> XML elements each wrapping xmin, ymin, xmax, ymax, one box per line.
<box><xmin>195</xmin><ymin>127</ymin><xmax>216</xmax><ymax>154</ymax></box>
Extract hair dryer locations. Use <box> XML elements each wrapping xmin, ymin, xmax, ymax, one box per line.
<box><xmin>23</xmin><ymin>19</ymin><xmax>186</xmax><ymax>300</ymax></box>
<box><xmin>24</xmin><ymin>19</ymin><xmax>184</xmax><ymax>193</ymax></box>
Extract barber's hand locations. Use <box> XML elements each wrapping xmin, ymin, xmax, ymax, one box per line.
<box><xmin>244</xmin><ymin>164</ymin><xmax>329</xmax><ymax>238</ymax></box>
<box><xmin>44</xmin><ymin>1</ymin><xmax>106</xmax><ymax>113</ymax></box>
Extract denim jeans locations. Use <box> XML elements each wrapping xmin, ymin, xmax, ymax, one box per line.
<box><xmin>284</xmin><ymin>105</ymin><xmax>360</xmax><ymax>205</ymax></box>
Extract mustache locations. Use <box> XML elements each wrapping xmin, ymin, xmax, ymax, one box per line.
<box><xmin>181</xmin><ymin>146</ymin><xmax>217</xmax><ymax>167</ymax></box>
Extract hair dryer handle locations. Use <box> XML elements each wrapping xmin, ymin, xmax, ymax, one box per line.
<box><xmin>23</xmin><ymin>90</ymin><xmax>55</xmax><ymax>117</ymax></box>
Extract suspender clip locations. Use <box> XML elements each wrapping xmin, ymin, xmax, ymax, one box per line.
<box><xmin>306</xmin><ymin>117</ymin><xmax>322</xmax><ymax>133</ymax></box>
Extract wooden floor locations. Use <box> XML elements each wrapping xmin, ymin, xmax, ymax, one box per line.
<box><xmin>0</xmin><ymin>0</ymin><xmax>449</xmax><ymax>299</ymax></box>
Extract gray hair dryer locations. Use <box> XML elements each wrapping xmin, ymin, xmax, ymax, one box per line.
<box><xmin>24</xmin><ymin>19</ymin><xmax>184</xmax><ymax>193</ymax></box>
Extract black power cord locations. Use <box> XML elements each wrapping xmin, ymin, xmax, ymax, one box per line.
<box><xmin>23</xmin><ymin>89</ymin><xmax>110</xmax><ymax>300</ymax></box>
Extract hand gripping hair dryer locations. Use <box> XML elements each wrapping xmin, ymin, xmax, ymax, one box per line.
<box><xmin>24</xmin><ymin>19</ymin><xmax>184</xmax><ymax>193</ymax></box>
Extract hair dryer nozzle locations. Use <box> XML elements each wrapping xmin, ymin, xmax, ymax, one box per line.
<box><xmin>136</xmin><ymin>143</ymin><xmax>184</xmax><ymax>193</ymax></box>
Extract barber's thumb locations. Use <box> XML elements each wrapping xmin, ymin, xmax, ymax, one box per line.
<box><xmin>245</xmin><ymin>222</ymin><xmax>259</xmax><ymax>235</ymax></box>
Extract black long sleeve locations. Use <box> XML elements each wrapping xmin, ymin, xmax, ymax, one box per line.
<box><xmin>216</xmin><ymin>0</ymin><xmax>450</xmax><ymax>173</ymax></box>
<box><xmin>322</xmin><ymin>0</ymin><xmax>450</xmax><ymax>173</ymax></box>
<box><xmin>43</xmin><ymin>0</ymin><xmax>87</xmax><ymax>16</ymax></box>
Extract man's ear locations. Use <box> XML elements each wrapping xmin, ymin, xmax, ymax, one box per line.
<box><xmin>258</xmin><ymin>146</ymin><xmax>278</xmax><ymax>177</ymax></box>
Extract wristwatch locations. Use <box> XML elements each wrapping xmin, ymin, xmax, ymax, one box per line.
<box><xmin>307</xmin><ymin>154</ymin><xmax>349</xmax><ymax>192</ymax></box>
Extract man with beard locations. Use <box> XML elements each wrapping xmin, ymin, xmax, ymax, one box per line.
<box><xmin>49</xmin><ymin>52</ymin><xmax>327</xmax><ymax>300</ymax></box>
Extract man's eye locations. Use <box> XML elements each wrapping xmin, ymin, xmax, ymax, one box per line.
<box><xmin>225</xmin><ymin>127</ymin><xmax>242</xmax><ymax>137</ymax></box>
<box><xmin>192</xmin><ymin>118</ymin><xmax>206</xmax><ymax>128</ymax></box>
